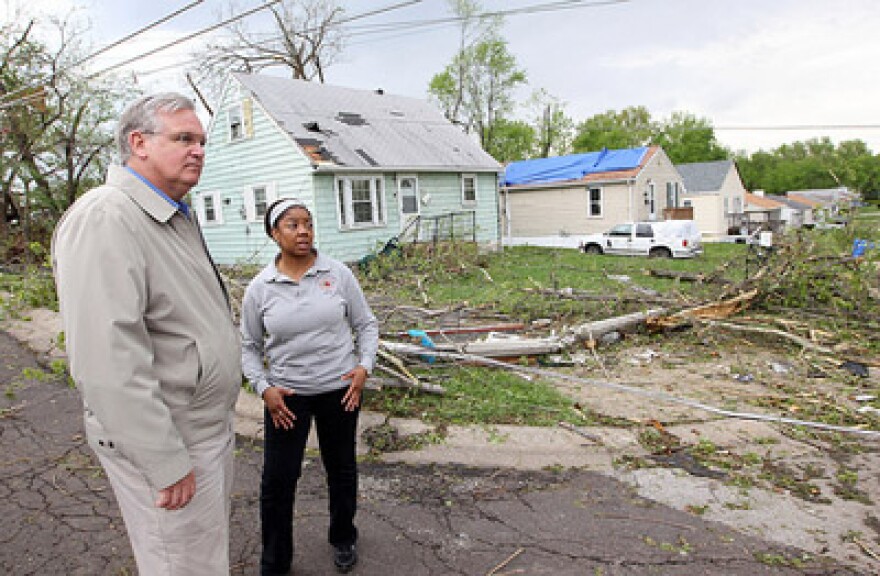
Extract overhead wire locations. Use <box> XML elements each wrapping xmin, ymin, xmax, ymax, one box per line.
<box><xmin>0</xmin><ymin>0</ymin><xmax>207</xmax><ymax>109</ymax></box>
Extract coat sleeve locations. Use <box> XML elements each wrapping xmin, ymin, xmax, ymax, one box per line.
<box><xmin>240</xmin><ymin>281</ymin><xmax>270</xmax><ymax>397</ymax></box>
<box><xmin>52</xmin><ymin>202</ymin><xmax>191</xmax><ymax>490</ymax></box>
<box><xmin>341</xmin><ymin>267</ymin><xmax>379</xmax><ymax>373</ymax></box>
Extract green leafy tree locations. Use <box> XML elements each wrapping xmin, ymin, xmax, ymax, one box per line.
<box><xmin>484</xmin><ymin>118</ymin><xmax>534</xmax><ymax>163</ymax></box>
<box><xmin>526</xmin><ymin>88</ymin><xmax>573</xmax><ymax>158</ymax></box>
<box><xmin>737</xmin><ymin>137</ymin><xmax>880</xmax><ymax>196</ymax></box>
<box><xmin>652</xmin><ymin>111</ymin><xmax>729</xmax><ymax>163</ymax></box>
<box><xmin>0</xmin><ymin>12</ymin><xmax>134</xmax><ymax>259</ymax></box>
<box><xmin>571</xmin><ymin>106</ymin><xmax>654</xmax><ymax>153</ymax></box>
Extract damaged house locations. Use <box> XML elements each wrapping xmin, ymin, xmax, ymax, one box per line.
<box><xmin>500</xmin><ymin>146</ymin><xmax>685</xmax><ymax>249</ymax></box>
<box><xmin>191</xmin><ymin>73</ymin><xmax>502</xmax><ymax>264</ymax></box>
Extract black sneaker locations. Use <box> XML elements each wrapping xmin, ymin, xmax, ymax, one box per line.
<box><xmin>332</xmin><ymin>543</ymin><xmax>357</xmax><ymax>573</ymax></box>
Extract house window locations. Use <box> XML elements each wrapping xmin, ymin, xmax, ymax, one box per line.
<box><xmin>243</xmin><ymin>183</ymin><xmax>277</xmax><ymax>222</ymax></box>
<box><xmin>195</xmin><ymin>191</ymin><xmax>223</xmax><ymax>225</ymax></box>
<box><xmin>588</xmin><ymin>187</ymin><xmax>602</xmax><ymax>217</ymax></box>
<box><xmin>228</xmin><ymin>105</ymin><xmax>243</xmax><ymax>141</ymax></box>
<box><xmin>461</xmin><ymin>174</ymin><xmax>477</xmax><ymax>206</ymax></box>
<box><xmin>204</xmin><ymin>195</ymin><xmax>217</xmax><ymax>222</ymax></box>
<box><xmin>337</xmin><ymin>176</ymin><xmax>386</xmax><ymax>229</ymax></box>
<box><xmin>666</xmin><ymin>182</ymin><xmax>679</xmax><ymax>208</ymax></box>
<box><xmin>254</xmin><ymin>186</ymin><xmax>268</xmax><ymax>219</ymax></box>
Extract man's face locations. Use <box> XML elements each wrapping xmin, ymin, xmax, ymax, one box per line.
<box><xmin>129</xmin><ymin>109</ymin><xmax>206</xmax><ymax>200</ymax></box>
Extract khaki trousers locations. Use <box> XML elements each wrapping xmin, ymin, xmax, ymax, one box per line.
<box><xmin>95</xmin><ymin>427</ymin><xmax>234</xmax><ymax>575</ymax></box>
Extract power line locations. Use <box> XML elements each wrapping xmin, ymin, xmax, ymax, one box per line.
<box><xmin>0</xmin><ymin>1</ymin><xmax>206</xmax><ymax>109</ymax></box>
<box><xmin>85</xmin><ymin>0</ymin><xmax>284</xmax><ymax>79</ymax></box>
<box><xmin>716</xmin><ymin>124</ymin><xmax>880</xmax><ymax>131</ymax></box>
<box><xmin>138</xmin><ymin>0</ymin><xmax>629</xmax><ymax>79</ymax></box>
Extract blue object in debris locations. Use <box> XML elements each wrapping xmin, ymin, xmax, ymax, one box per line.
<box><xmin>852</xmin><ymin>238</ymin><xmax>875</xmax><ymax>257</ymax></box>
<box><xmin>407</xmin><ymin>329</ymin><xmax>436</xmax><ymax>364</ymax></box>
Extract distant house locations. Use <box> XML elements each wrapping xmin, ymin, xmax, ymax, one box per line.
<box><xmin>499</xmin><ymin>146</ymin><xmax>684</xmax><ymax>248</ymax></box>
<box><xmin>743</xmin><ymin>191</ymin><xmax>786</xmax><ymax>233</ymax></box>
<box><xmin>676</xmin><ymin>160</ymin><xmax>746</xmax><ymax>239</ymax></box>
<box><xmin>772</xmin><ymin>194</ymin><xmax>814</xmax><ymax>228</ymax></box>
<box><xmin>191</xmin><ymin>73</ymin><xmax>502</xmax><ymax>265</ymax></box>
<box><xmin>786</xmin><ymin>187</ymin><xmax>855</xmax><ymax>220</ymax></box>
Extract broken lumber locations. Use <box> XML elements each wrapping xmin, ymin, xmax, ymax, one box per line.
<box><xmin>560</xmin><ymin>308</ymin><xmax>666</xmax><ymax>347</ymax></box>
<box><xmin>647</xmin><ymin>290</ymin><xmax>758</xmax><ymax>331</ymax></box>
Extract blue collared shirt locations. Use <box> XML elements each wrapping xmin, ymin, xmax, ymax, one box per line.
<box><xmin>125</xmin><ymin>166</ymin><xmax>190</xmax><ymax>218</ymax></box>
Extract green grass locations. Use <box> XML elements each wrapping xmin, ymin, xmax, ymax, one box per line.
<box><xmin>361</xmin><ymin>241</ymin><xmax>749</xmax><ymax>328</ymax></box>
<box><xmin>363</xmin><ymin>365</ymin><xmax>594</xmax><ymax>427</ymax></box>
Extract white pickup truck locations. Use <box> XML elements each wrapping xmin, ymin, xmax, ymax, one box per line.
<box><xmin>579</xmin><ymin>220</ymin><xmax>703</xmax><ymax>258</ymax></box>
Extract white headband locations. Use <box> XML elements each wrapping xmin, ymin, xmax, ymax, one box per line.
<box><xmin>269</xmin><ymin>198</ymin><xmax>308</xmax><ymax>229</ymax></box>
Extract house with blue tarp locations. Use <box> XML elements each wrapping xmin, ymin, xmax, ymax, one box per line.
<box><xmin>190</xmin><ymin>73</ymin><xmax>502</xmax><ymax>265</ymax></box>
<box><xmin>500</xmin><ymin>146</ymin><xmax>685</xmax><ymax>248</ymax></box>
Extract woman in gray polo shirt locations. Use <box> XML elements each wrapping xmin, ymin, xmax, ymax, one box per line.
<box><xmin>241</xmin><ymin>198</ymin><xmax>379</xmax><ymax>575</ymax></box>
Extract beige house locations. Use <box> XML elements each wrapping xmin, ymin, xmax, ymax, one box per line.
<box><xmin>676</xmin><ymin>160</ymin><xmax>747</xmax><ymax>240</ymax></box>
<box><xmin>500</xmin><ymin>146</ymin><xmax>684</xmax><ymax>248</ymax></box>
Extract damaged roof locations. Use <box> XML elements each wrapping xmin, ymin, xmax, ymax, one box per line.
<box><xmin>501</xmin><ymin>146</ymin><xmax>655</xmax><ymax>187</ymax></box>
<box><xmin>232</xmin><ymin>73</ymin><xmax>501</xmax><ymax>172</ymax></box>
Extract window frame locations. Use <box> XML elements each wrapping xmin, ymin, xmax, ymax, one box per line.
<box><xmin>242</xmin><ymin>182</ymin><xmax>277</xmax><ymax>223</ymax></box>
<box><xmin>336</xmin><ymin>175</ymin><xmax>387</xmax><ymax>230</ymax></box>
<box><xmin>227</xmin><ymin>103</ymin><xmax>244</xmax><ymax>142</ymax></box>
<box><xmin>461</xmin><ymin>173</ymin><xmax>477</xmax><ymax>207</ymax></box>
<box><xmin>194</xmin><ymin>191</ymin><xmax>224</xmax><ymax>226</ymax></box>
<box><xmin>587</xmin><ymin>186</ymin><xmax>603</xmax><ymax>218</ymax></box>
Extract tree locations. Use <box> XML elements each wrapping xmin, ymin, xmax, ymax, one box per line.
<box><xmin>526</xmin><ymin>88</ymin><xmax>573</xmax><ymax>158</ymax></box>
<box><xmin>571</xmin><ymin>106</ymin><xmax>654</xmax><ymax>153</ymax></box>
<box><xmin>193</xmin><ymin>0</ymin><xmax>344</xmax><ymax>105</ymax></box>
<box><xmin>0</xmin><ymin>11</ymin><xmax>134</xmax><ymax>258</ymax></box>
<box><xmin>652</xmin><ymin>111</ymin><xmax>729</xmax><ymax>164</ymax></box>
<box><xmin>485</xmin><ymin>118</ymin><xmax>534</xmax><ymax>163</ymax></box>
<box><xmin>736</xmin><ymin>137</ymin><xmax>880</xmax><ymax>196</ymax></box>
<box><xmin>429</xmin><ymin>36</ymin><xmax>526</xmax><ymax>154</ymax></box>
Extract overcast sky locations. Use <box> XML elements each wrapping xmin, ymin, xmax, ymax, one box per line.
<box><xmin>9</xmin><ymin>0</ymin><xmax>880</xmax><ymax>154</ymax></box>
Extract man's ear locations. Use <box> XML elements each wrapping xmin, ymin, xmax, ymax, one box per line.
<box><xmin>129</xmin><ymin>131</ymin><xmax>150</xmax><ymax>160</ymax></box>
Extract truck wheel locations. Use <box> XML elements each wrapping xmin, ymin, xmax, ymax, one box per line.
<box><xmin>649</xmin><ymin>247</ymin><xmax>672</xmax><ymax>259</ymax></box>
<box><xmin>583</xmin><ymin>244</ymin><xmax>602</xmax><ymax>255</ymax></box>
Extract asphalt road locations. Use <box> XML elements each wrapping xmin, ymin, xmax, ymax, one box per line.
<box><xmin>0</xmin><ymin>330</ymin><xmax>865</xmax><ymax>575</ymax></box>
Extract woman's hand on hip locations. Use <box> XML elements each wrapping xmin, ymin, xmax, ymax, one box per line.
<box><xmin>341</xmin><ymin>366</ymin><xmax>367</xmax><ymax>411</ymax></box>
<box><xmin>263</xmin><ymin>386</ymin><xmax>296</xmax><ymax>430</ymax></box>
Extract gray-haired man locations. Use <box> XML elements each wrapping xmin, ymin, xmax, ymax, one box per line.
<box><xmin>52</xmin><ymin>93</ymin><xmax>241</xmax><ymax>574</ymax></box>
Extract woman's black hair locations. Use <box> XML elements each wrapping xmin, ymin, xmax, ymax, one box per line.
<box><xmin>263</xmin><ymin>198</ymin><xmax>311</xmax><ymax>237</ymax></box>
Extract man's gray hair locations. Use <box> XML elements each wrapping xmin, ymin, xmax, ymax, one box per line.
<box><xmin>116</xmin><ymin>93</ymin><xmax>196</xmax><ymax>164</ymax></box>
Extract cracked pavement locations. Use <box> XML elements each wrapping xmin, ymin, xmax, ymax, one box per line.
<box><xmin>0</xmin><ymin>331</ymin><xmax>865</xmax><ymax>575</ymax></box>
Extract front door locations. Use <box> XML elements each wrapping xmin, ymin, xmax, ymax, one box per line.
<box><xmin>397</xmin><ymin>175</ymin><xmax>420</xmax><ymax>235</ymax></box>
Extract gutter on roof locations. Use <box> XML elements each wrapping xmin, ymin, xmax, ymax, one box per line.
<box><xmin>500</xmin><ymin>176</ymin><xmax>636</xmax><ymax>191</ymax></box>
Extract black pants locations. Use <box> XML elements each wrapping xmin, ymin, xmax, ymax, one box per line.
<box><xmin>260</xmin><ymin>387</ymin><xmax>359</xmax><ymax>576</ymax></box>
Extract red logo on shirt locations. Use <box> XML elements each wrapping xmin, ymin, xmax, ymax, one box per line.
<box><xmin>319</xmin><ymin>276</ymin><xmax>336</xmax><ymax>294</ymax></box>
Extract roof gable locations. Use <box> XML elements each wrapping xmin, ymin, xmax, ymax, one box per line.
<box><xmin>231</xmin><ymin>73</ymin><xmax>500</xmax><ymax>172</ymax></box>
<box><xmin>502</xmin><ymin>146</ymin><xmax>653</xmax><ymax>187</ymax></box>
<box><xmin>676</xmin><ymin>160</ymin><xmax>734</xmax><ymax>193</ymax></box>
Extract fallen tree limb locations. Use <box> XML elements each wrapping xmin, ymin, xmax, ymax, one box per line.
<box><xmin>647</xmin><ymin>290</ymin><xmax>758</xmax><ymax>331</ymax></box>
<box><xmin>699</xmin><ymin>319</ymin><xmax>835</xmax><ymax>355</ymax></box>
<box><xmin>561</xmin><ymin>308</ymin><xmax>666</xmax><ymax>347</ymax></box>
<box><xmin>380</xmin><ymin>340</ymin><xmax>880</xmax><ymax>438</ymax></box>
<box><xmin>523</xmin><ymin>287</ymin><xmax>672</xmax><ymax>304</ymax></box>
<box><xmin>646</xmin><ymin>269</ymin><xmax>708</xmax><ymax>283</ymax></box>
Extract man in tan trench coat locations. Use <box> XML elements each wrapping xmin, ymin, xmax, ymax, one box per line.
<box><xmin>52</xmin><ymin>93</ymin><xmax>241</xmax><ymax>575</ymax></box>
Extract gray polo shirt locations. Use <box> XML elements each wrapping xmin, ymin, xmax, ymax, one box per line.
<box><xmin>240</xmin><ymin>252</ymin><xmax>379</xmax><ymax>397</ymax></box>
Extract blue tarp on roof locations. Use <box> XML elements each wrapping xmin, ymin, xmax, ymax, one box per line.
<box><xmin>502</xmin><ymin>146</ymin><xmax>649</xmax><ymax>187</ymax></box>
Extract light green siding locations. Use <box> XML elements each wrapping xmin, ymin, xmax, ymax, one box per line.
<box><xmin>194</xmin><ymin>83</ymin><xmax>315</xmax><ymax>265</ymax></box>
<box><xmin>311</xmin><ymin>171</ymin><xmax>500</xmax><ymax>263</ymax></box>
<box><xmin>194</xmin><ymin>78</ymin><xmax>501</xmax><ymax>266</ymax></box>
